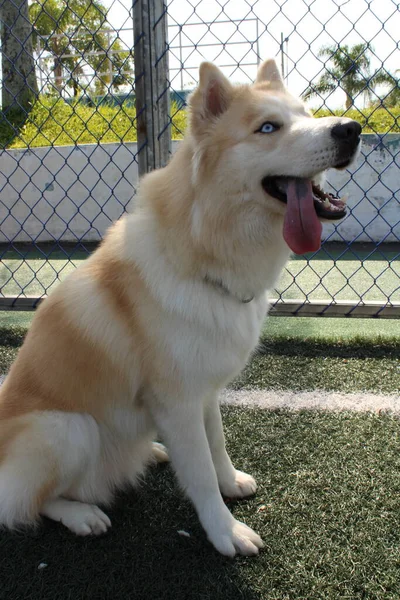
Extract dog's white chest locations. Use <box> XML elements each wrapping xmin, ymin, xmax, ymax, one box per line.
<box><xmin>155</xmin><ymin>293</ymin><xmax>268</xmax><ymax>390</ymax></box>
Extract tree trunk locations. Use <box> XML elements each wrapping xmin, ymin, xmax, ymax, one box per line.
<box><xmin>345</xmin><ymin>90</ymin><xmax>353</xmax><ymax>109</ymax></box>
<box><xmin>72</xmin><ymin>76</ymin><xmax>79</xmax><ymax>97</ymax></box>
<box><xmin>53</xmin><ymin>57</ymin><xmax>63</xmax><ymax>92</ymax></box>
<box><xmin>0</xmin><ymin>0</ymin><xmax>39</xmax><ymax>118</ymax></box>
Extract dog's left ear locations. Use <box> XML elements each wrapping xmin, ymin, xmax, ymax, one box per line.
<box><xmin>189</xmin><ymin>63</ymin><xmax>233</xmax><ymax>135</ymax></box>
<box><xmin>198</xmin><ymin>62</ymin><xmax>233</xmax><ymax>118</ymax></box>
<box><xmin>256</xmin><ymin>59</ymin><xmax>285</xmax><ymax>90</ymax></box>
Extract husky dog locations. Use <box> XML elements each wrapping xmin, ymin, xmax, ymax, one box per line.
<box><xmin>0</xmin><ymin>59</ymin><xmax>360</xmax><ymax>557</ymax></box>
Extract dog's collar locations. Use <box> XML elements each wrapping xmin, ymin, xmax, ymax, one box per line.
<box><xmin>203</xmin><ymin>275</ymin><xmax>254</xmax><ymax>304</ymax></box>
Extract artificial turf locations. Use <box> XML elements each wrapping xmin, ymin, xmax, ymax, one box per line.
<box><xmin>1</xmin><ymin>407</ymin><xmax>400</xmax><ymax>599</ymax></box>
<box><xmin>232</xmin><ymin>335</ymin><xmax>400</xmax><ymax>395</ymax></box>
<box><xmin>0</xmin><ymin>319</ymin><xmax>399</xmax><ymax>599</ymax></box>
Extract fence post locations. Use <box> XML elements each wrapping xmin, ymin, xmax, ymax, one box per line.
<box><xmin>133</xmin><ymin>0</ymin><xmax>171</xmax><ymax>177</ymax></box>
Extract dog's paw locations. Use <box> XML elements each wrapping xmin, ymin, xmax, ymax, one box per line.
<box><xmin>151</xmin><ymin>441</ymin><xmax>169</xmax><ymax>463</ymax></box>
<box><xmin>220</xmin><ymin>470</ymin><xmax>257</xmax><ymax>499</ymax></box>
<box><xmin>209</xmin><ymin>518</ymin><xmax>264</xmax><ymax>557</ymax></box>
<box><xmin>61</xmin><ymin>504</ymin><xmax>111</xmax><ymax>536</ymax></box>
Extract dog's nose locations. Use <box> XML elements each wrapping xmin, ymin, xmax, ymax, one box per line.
<box><xmin>331</xmin><ymin>120</ymin><xmax>362</xmax><ymax>144</ymax></box>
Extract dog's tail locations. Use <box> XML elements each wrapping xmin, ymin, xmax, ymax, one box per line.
<box><xmin>0</xmin><ymin>415</ymin><xmax>58</xmax><ymax>529</ymax></box>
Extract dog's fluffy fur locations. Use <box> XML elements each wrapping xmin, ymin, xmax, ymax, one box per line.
<box><xmin>0</xmin><ymin>60</ymin><xmax>360</xmax><ymax>556</ymax></box>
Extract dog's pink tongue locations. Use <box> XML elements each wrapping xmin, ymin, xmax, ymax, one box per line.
<box><xmin>283</xmin><ymin>178</ymin><xmax>322</xmax><ymax>255</ymax></box>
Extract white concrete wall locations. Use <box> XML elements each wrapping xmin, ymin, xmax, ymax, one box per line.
<box><xmin>322</xmin><ymin>134</ymin><xmax>400</xmax><ymax>243</ymax></box>
<box><xmin>0</xmin><ymin>143</ymin><xmax>138</xmax><ymax>243</ymax></box>
<box><xmin>0</xmin><ymin>135</ymin><xmax>399</xmax><ymax>244</ymax></box>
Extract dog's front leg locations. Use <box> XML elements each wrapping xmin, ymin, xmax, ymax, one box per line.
<box><xmin>152</xmin><ymin>399</ymin><xmax>263</xmax><ymax>557</ymax></box>
<box><xmin>204</xmin><ymin>396</ymin><xmax>257</xmax><ymax>499</ymax></box>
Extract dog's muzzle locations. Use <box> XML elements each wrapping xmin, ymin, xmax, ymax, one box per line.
<box><xmin>331</xmin><ymin>120</ymin><xmax>362</xmax><ymax>169</ymax></box>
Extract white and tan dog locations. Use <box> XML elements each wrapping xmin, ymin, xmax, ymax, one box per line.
<box><xmin>0</xmin><ymin>60</ymin><xmax>360</xmax><ymax>557</ymax></box>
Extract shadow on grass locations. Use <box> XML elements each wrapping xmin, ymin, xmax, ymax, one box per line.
<box><xmin>2</xmin><ymin>408</ymin><xmax>400</xmax><ymax>599</ymax></box>
<box><xmin>2</xmin><ymin>326</ymin><xmax>399</xmax><ymax>358</ymax></box>
<box><xmin>0</xmin><ymin>327</ymin><xmax>28</xmax><ymax>348</ymax></box>
<box><xmin>0</xmin><ymin>464</ymin><xmax>262</xmax><ymax>600</ymax></box>
<box><xmin>258</xmin><ymin>337</ymin><xmax>400</xmax><ymax>359</ymax></box>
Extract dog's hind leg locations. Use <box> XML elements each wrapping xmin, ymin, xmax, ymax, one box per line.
<box><xmin>151</xmin><ymin>441</ymin><xmax>169</xmax><ymax>463</ymax></box>
<box><xmin>0</xmin><ymin>411</ymin><xmax>111</xmax><ymax>533</ymax></box>
<box><xmin>0</xmin><ymin>416</ymin><xmax>59</xmax><ymax>529</ymax></box>
<box><xmin>40</xmin><ymin>498</ymin><xmax>111</xmax><ymax>535</ymax></box>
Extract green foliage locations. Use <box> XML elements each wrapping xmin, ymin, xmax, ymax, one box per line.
<box><xmin>0</xmin><ymin>97</ymin><xmax>188</xmax><ymax>148</ymax></box>
<box><xmin>170</xmin><ymin>104</ymin><xmax>187</xmax><ymax>139</ymax></box>
<box><xmin>1</xmin><ymin>95</ymin><xmax>399</xmax><ymax>150</ymax></box>
<box><xmin>312</xmin><ymin>106</ymin><xmax>400</xmax><ymax>133</ymax></box>
<box><xmin>373</xmin><ymin>70</ymin><xmax>400</xmax><ymax>108</ymax></box>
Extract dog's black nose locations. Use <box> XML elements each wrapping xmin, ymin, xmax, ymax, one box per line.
<box><xmin>331</xmin><ymin>120</ymin><xmax>362</xmax><ymax>143</ymax></box>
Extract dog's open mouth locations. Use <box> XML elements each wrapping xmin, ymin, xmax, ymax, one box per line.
<box><xmin>262</xmin><ymin>176</ymin><xmax>347</xmax><ymax>219</ymax></box>
<box><xmin>262</xmin><ymin>176</ymin><xmax>347</xmax><ymax>255</ymax></box>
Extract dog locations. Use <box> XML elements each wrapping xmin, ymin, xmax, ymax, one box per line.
<box><xmin>0</xmin><ymin>59</ymin><xmax>360</xmax><ymax>557</ymax></box>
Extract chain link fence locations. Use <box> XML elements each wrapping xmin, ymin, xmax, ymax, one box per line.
<box><xmin>0</xmin><ymin>0</ymin><xmax>399</xmax><ymax>317</ymax></box>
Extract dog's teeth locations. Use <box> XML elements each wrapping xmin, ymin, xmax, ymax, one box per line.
<box><xmin>341</xmin><ymin>194</ymin><xmax>349</xmax><ymax>204</ymax></box>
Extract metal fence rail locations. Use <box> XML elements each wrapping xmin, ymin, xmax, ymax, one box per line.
<box><xmin>0</xmin><ymin>0</ymin><xmax>399</xmax><ymax>317</ymax></box>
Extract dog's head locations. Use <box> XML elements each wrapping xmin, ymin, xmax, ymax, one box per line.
<box><xmin>187</xmin><ymin>59</ymin><xmax>361</xmax><ymax>255</ymax></box>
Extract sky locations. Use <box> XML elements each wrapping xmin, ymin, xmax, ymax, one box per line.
<box><xmin>101</xmin><ymin>0</ymin><xmax>399</xmax><ymax>109</ymax></box>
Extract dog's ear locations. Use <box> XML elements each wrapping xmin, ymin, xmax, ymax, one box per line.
<box><xmin>189</xmin><ymin>63</ymin><xmax>233</xmax><ymax>134</ymax></box>
<box><xmin>198</xmin><ymin>62</ymin><xmax>233</xmax><ymax>117</ymax></box>
<box><xmin>256</xmin><ymin>59</ymin><xmax>285</xmax><ymax>90</ymax></box>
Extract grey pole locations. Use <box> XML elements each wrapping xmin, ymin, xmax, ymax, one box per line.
<box><xmin>133</xmin><ymin>0</ymin><xmax>171</xmax><ymax>177</ymax></box>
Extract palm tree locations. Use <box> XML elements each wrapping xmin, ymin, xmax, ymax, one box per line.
<box><xmin>372</xmin><ymin>69</ymin><xmax>400</xmax><ymax>107</ymax></box>
<box><xmin>303</xmin><ymin>44</ymin><xmax>383</xmax><ymax>109</ymax></box>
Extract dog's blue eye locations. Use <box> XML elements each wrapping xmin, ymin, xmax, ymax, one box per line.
<box><xmin>259</xmin><ymin>122</ymin><xmax>279</xmax><ymax>134</ymax></box>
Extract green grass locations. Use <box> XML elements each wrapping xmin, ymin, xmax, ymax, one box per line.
<box><xmin>239</xmin><ymin>319</ymin><xmax>400</xmax><ymax>395</ymax></box>
<box><xmin>232</xmin><ymin>337</ymin><xmax>400</xmax><ymax>395</ymax></box>
<box><xmin>1</xmin><ymin>244</ymin><xmax>399</xmax><ymax>303</ymax></box>
<box><xmin>313</xmin><ymin>106</ymin><xmax>400</xmax><ymax>134</ymax></box>
<box><xmin>263</xmin><ymin>315</ymin><xmax>400</xmax><ymax>342</ymax></box>
<box><xmin>1</xmin><ymin>407</ymin><xmax>400</xmax><ymax>599</ymax></box>
<box><xmin>0</xmin><ymin>303</ymin><xmax>399</xmax><ymax>598</ymax></box>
